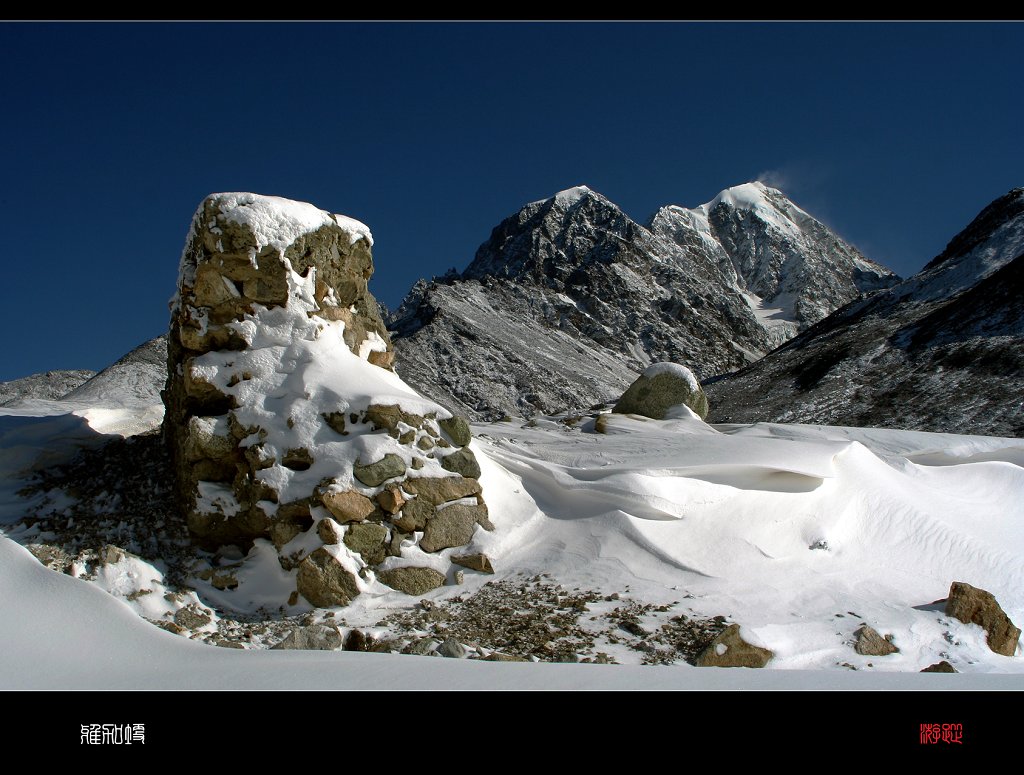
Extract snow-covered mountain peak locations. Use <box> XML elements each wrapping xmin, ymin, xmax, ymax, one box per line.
<box><xmin>553</xmin><ymin>184</ymin><xmax>594</xmax><ymax>205</ymax></box>
<box><xmin>708</xmin><ymin>180</ymin><xmax>775</xmax><ymax>209</ymax></box>
<box><xmin>527</xmin><ymin>184</ymin><xmax>604</xmax><ymax>209</ymax></box>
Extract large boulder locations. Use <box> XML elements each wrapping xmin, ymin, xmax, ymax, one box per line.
<box><xmin>612</xmin><ymin>362</ymin><xmax>709</xmax><ymax>420</ymax></box>
<box><xmin>694</xmin><ymin>624</ymin><xmax>773</xmax><ymax>668</ymax></box>
<box><xmin>945</xmin><ymin>581</ymin><xmax>1020</xmax><ymax>656</ymax></box>
<box><xmin>162</xmin><ymin>193</ymin><xmax>491</xmax><ymax>606</ymax></box>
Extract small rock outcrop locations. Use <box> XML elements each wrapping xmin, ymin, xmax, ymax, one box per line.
<box><xmin>377</xmin><ymin>566</ymin><xmax>446</xmax><ymax>595</ymax></box>
<box><xmin>613</xmin><ymin>363</ymin><xmax>709</xmax><ymax>420</ymax></box>
<box><xmin>853</xmin><ymin>625</ymin><xmax>899</xmax><ymax>656</ymax></box>
<box><xmin>693</xmin><ymin>623</ymin><xmax>773</xmax><ymax>668</ymax></box>
<box><xmin>451</xmin><ymin>553</ymin><xmax>495</xmax><ymax>574</ymax></box>
<box><xmin>163</xmin><ymin>193</ymin><xmax>490</xmax><ymax>608</ymax></box>
<box><xmin>271</xmin><ymin>624</ymin><xmax>343</xmax><ymax>651</ymax></box>
<box><xmin>945</xmin><ymin>581</ymin><xmax>1020</xmax><ymax>656</ymax></box>
<box><xmin>921</xmin><ymin>661</ymin><xmax>957</xmax><ymax>673</ymax></box>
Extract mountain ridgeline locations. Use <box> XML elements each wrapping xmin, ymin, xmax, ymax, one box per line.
<box><xmin>389</xmin><ymin>182</ymin><xmax>896</xmax><ymax>419</ymax></box>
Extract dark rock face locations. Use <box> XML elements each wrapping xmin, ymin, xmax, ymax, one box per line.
<box><xmin>708</xmin><ymin>188</ymin><xmax>1024</xmax><ymax>436</ymax></box>
<box><xmin>945</xmin><ymin>581</ymin><xmax>1020</xmax><ymax>656</ymax></box>
<box><xmin>390</xmin><ymin>183</ymin><xmax>894</xmax><ymax>420</ymax></box>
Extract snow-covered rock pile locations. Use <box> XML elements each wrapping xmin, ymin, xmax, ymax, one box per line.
<box><xmin>163</xmin><ymin>193</ymin><xmax>490</xmax><ymax>607</ymax></box>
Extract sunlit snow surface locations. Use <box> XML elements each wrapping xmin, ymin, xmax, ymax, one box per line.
<box><xmin>2</xmin><ymin>398</ymin><xmax>1023</xmax><ymax>688</ymax></box>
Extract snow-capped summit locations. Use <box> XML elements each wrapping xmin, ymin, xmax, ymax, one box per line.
<box><xmin>649</xmin><ymin>182</ymin><xmax>897</xmax><ymax>339</ymax></box>
<box><xmin>391</xmin><ymin>182</ymin><xmax>896</xmax><ymax>420</ymax></box>
<box><xmin>707</xmin><ymin>186</ymin><xmax>1024</xmax><ymax>436</ymax></box>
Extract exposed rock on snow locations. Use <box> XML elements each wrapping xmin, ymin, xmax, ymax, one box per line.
<box><xmin>921</xmin><ymin>660</ymin><xmax>957</xmax><ymax>673</ymax></box>
<box><xmin>390</xmin><ymin>182</ymin><xmax>895</xmax><ymax>420</ymax></box>
<box><xmin>162</xmin><ymin>193</ymin><xmax>491</xmax><ymax>607</ymax></box>
<box><xmin>707</xmin><ymin>187</ymin><xmax>1024</xmax><ymax>436</ymax></box>
<box><xmin>613</xmin><ymin>362</ymin><xmax>709</xmax><ymax>420</ymax></box>
<box><xmin>174</xmin><ymin>604</ymin><xmax>212</xmax><ymax>630</ymax></box>
<box><xmin>377</xmin><ymin>566</ymin><xmax>446</xmax><ymax>595</ymax></box>
<box><xmin>451</xmin><ymin>553</ymin><xmax>494</xmax><ymax>574</ymax></box>
<box><xmin>271</xmin><ymin>624</ymin><xmax>342</xmax><ymax>650</ymax></box>
<box><xmin>945</xmin><ymin>581</ymin><xmax>1021</xmax><ymax>656</ymax></box>
<box><xmin>853</xmin><ymin>625</ymin><xmax>899</xmax><ymax>656</ymax></box>
<box><xmin>437</xmin><ymin>636</ymin><xmax>468</xmax><ymax>659</ymax></box>
<box><xmin>693</xmin><ymin>624</ymin><xmax>773</xmax><ymax>668</ymax></box>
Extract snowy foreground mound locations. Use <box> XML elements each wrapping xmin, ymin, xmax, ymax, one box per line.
<box><xmin>2</xmin><ymin>398</ymin><xmax>1023</xmax><ymax>688</ymax></box>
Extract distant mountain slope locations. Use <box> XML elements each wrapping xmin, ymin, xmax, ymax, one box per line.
<box><xmin>706</xmin><ymin>188</ymin><xmax>1024</xmax><ymax>436</ymax></box>
<box><xmin>61</xmin><ymin>335</ymin><xmax>168</xmax><ymax>408</ymax></box>
<box><xmin>391</xmin><ymin>183</ymin><xmax>896</xmax><ymax>419</ymax></box>
<box><xmin>0</xmin><ymin>370</ymin><xmax>96</xmax><ymax>406</ymax></box>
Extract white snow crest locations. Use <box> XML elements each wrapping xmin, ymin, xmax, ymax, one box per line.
<box><xmin>333</xmin><ymin>213</ymin><xmax>374</xmax><ymax>247</ymax></box>
<box><xmin>212</xmin><ymin>193</ymin><xmax>336</xmax><ymax>253</ymax></box>
<box><xmin>643</xmin><ymin>362</ymin><xmax>700</xmax><ymax>391</ymax></box>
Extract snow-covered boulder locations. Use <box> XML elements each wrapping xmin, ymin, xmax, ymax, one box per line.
<box><xmin>163</xmin><ymin>193</ymin><xmax>490</xmax><ymax>607</ymax></box>
<box><xmin>945</xmin><ymin>581</ymin><xmax>1021</xmax><ymax>656</ymax></box>
<box><xmin>693</xmin><ymin>624</ymin><xmax>773</xmax><ymax>668</ymax></box>
<box><xmin>612</xmin><ymin>362</ymin><xmax>710</xmax><ymax>420</ymax></box>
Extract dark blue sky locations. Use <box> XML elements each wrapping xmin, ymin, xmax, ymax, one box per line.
<box><xmin>1</xmin><ymin>21</ymin><xmax>1021</xmax><ymax>381</ymax></box>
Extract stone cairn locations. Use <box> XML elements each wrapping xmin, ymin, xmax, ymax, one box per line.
<box><xmin>163</xmin><ymin>193</ymin><xmax>490</xmax><ymax>607</ymax></box>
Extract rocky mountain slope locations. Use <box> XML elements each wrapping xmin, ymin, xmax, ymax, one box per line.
<box><xmin>62</xmin><ymin>335</ymin><xmax>167</xmax><ymax>408</ymax></box>
<box><xmin>706</xmin><ymin>188</ymin><xmax>1024</xmax><ymax>436</ymax></box>
<box><xmin>0</xmin><ymin>369</ymin><xmax>96</xmax><ymax>406</ymax></box>
<box><xmin>0</xmin><ymin>337</ymin><xmax>166</xmax><ymax>410</ymax></box>
<box><xmin>390</xmin><ymin>183</ymin><xmax>895</xmax><ymax>419</ymax></box>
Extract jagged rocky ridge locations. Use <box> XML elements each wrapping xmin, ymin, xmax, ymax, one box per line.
<box><xmin>390</xmin><ymin>183</ymin><xmax>896</xmax><ymax>419</ymax></box>
<box><xmin>163</xmin><ymin>193</ymin><xmax>490</xmax><ymax>607</ymax></box>
<box><xmin>706</xmin><ymin>188</ymin><xmax>1024</xmax><ymax>436</ymax></box>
